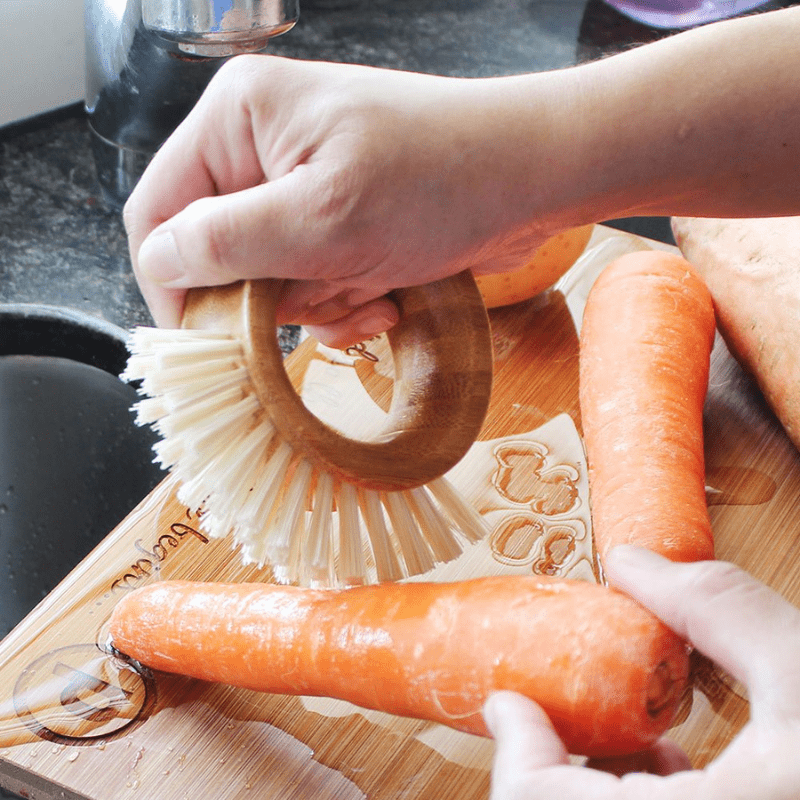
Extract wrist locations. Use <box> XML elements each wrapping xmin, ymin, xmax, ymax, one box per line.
<box><xmin>422</xmin><ymin>70</ymin><xmax>598</xmax><ymax>256</ymax></box>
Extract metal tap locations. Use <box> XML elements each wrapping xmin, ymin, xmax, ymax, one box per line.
<box><xmin>85</xmin><ymin>0</ymin><xmax>298</xmax><ymax>208</ymax></box>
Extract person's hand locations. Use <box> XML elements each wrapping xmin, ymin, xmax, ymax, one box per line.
<box><xmin>123</xmin><ymin>55</ymin><xmax>568</xmax><ymax>346</ymax></box>
<box><xmin>123</xmin><ymin>10</ymin><xmax>800</xmax><ymax>347</ymax></box>
<box><xmin>483</xmin><ymin>545</ymin><xmax>800</xmax><ymax>799</ymax></box>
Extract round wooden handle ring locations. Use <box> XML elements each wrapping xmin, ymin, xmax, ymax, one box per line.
<box><xmin>183</xmin><ymin>272</ymin><xmax>493</xmax><ymax>492</ymax></box>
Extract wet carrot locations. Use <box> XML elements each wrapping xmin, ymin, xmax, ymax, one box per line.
<box><xmin>108</xmin><ymin>575</ymin><xmax>689</xmax><ymax>758</ymax></box>
<box><xmin>579</xmin><ymin>250</ymin><xmax>716</xmax><ymax>564</ymax></box>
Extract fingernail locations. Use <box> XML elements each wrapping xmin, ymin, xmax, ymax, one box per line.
<box><xmin>137</xmin><ymin>230</ymin><xmax>184</xmax><ymax>286</ymax></box>
<box><xmin>355</xmin><ymin>309</ymin><xmax>398</xmax><ymax>338</ymax></box>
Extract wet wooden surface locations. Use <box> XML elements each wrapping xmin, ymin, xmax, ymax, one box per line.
<box><xmin>0</xmin><ymin>226</ymin><xmax>797</xmax><ymax>798</ymax></box>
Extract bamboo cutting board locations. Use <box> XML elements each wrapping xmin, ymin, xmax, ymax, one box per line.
<box><xmin>1</xmin><ymin>226</ymin><xmax>799</xmax><ymax>799</ymax></box>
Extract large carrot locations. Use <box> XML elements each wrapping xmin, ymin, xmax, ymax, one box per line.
<box><xmin>579</xmin><ymin>250</ymin><xmax>716</xmax><ymax>564</ymax></box>
<box><xmin>108</xmin><ymin>575</ymin><xmax>689</xmax><ymax>758</ymax></box>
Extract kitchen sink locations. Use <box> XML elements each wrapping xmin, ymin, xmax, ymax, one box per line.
<box><xmin>0</xmin><ymin>304</ymin><xmax>166</xmax><ymax>639</ymax></box>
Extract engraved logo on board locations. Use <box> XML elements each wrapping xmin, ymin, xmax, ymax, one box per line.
<box><xmin>13</xmin><ymin>644</ymin><xmax>156</xmax><ymax>744</ymax></box>
<box><xmin>487</xmin><ymin>439</ymin><xmax>587</xmax><ymax>577</ymax></box>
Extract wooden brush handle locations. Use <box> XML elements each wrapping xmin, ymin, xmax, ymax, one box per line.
<box><xmin>182</xmin><ymin>272</ymin><xmax>493</xmax><ymax>492</ymax></box>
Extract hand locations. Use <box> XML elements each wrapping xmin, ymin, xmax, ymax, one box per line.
<box><xmin>123</xmin><ymin>55</ymin><xmax>564</xmax><ymax>346</ymax></box>
<box><xmin>123</xmin><ymin>10</ymin><xmax>800</xmax><ymax>346</ymax></box>
<box><xmin>483</xmin><ymin>546</ymin><xmax>800</xmax><ymax>799</ymax></box>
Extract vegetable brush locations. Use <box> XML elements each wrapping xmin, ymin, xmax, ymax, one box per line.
<box><xmin>122</xmin><ymin>272</ymin><xmax>494</xmax><ymax>587</ymax></box>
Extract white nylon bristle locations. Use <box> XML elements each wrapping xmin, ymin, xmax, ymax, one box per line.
<box><xmin>122</xmin><ymin>328</ymin><xmax>242</xmax><ymax>382</ymax></box>
<box><xmin>240</xmin><ymin>441</ymin><xmax>294</xmax><ymax>529</ymax></box>
<box><xmin>176</xmin><ymin>430</ymin><xmax>250</xmax><ymax>515</ymax></box>
<box><xmin>154</xmin><ymin>394</ymin><xmax>260</xmax><ymax>473</ymax></box>
<box><xmin>304</xmin><ymin>471</ymin><xmax>335</xmax><ymax>587</ymax></box>
<box><xmin>405</xmin><ymin>486</ymin><xmax>463</xmax><ymax>563</ymax></box>
<box><xmin>195</xmin><ymin>425</ymin><xmax>276</xmax><ymax>540</ymax></box>
<box><xmin>133</xmin><ymin>396</ymin><xmax>169</xmax><ymax>426</ymax></box>
<box><xmin>426</xmin><ymin>476</ymin><xmax>489</xmax><ymax>544</ymax></box>
<box><xmin>189</xmin><ymin>395</ymin><xmax>265</xmax><ymax>461</ymax></box>
<box><xmin>124</xmin><ymin>325</ymin><xmax>489</xmax><ymax>587</ymax></box>
<box><xmin>155</xmin><ymin>385</ymin><xmax>244</xmax><ymax>438</ymax></box>
<box><xmin>235</xmin><ymin>442</ymin><xmax>296</xmax><ymax>568</ymax></box>
<box><xmin>382</xmin><ymin>490</ymin><xmax>436</xmax><ymax>576</ymax></box>
<box><xmin>149</xmin><ymin>365</ymin><xmax>250</xmax><ymax>411</ymax></box>
<box><xmin>336</xmin><ymin>482</ymin><xmax>366</xmax><ymax>587</ymax></box>
<box><xmin>152</xmin><ymin>340</ymin><xmax>244</xmax><ymax>371</ymax></box>
<box><xmin>358</xmin><ymin>488</ymin><xmax>403</xmax><ymax>583</ymax></box>
<box><xmin>264</xmin><ymin>458</ymin><xmax>314</xmax><ymax>584</ymax></box>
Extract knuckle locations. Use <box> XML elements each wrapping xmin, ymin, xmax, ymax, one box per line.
<box><xmin>689</xmin><ymin>560</ymin><xmax>748</xmax><ymax>596</ymax></box>
<box><xmin>211</xmin><ymin>53</ymin><xmax>261</xmax><ymax>88</ymax></box>
<box><xmin>693</xmin><ymin>561</ymin><xmax>764</xmax><ymax>601</ymax></box>
<box><xmin>213</xmin><ymin>53</ymin><xmax>285</xmax><ymax>103</ymax></box>
<box><xmin>678</xmin><ymin>560</ymin><xmax>760</xmax><ymax>620</ymax></box>
<box><xmin>121</xmin><ymin>187</ymin><xmax>148</xmax><ymax>240</ymax></box>
<box><xmin>121</xmin><ymin>198</ymin><xmax>137</xmax><ymax>238</ymax></box>
<box><xmin>190</xmin><ymin>198</ymin><xmax>240</xmax><ymax>283</ymax></box>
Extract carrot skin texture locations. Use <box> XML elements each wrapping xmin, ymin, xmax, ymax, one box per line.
<box><xmin>579</xmin><ymin>251</ymin><xmax>716</xmax><ymax>564</ymax></box>
<box><xmin>108</xmin><ymin>576</ymin><xmax>689</xmax><ymax>758</ymax></box>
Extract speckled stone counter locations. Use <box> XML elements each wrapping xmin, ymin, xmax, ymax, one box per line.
<box><xmin>0</xmin><ymin>0</ymin><xmax>795</xmax><ymax>334</ymax></box>
<box><xmin>0</xmin><ymin>0</ymin><xmax>637</xmax><ymax>335</ymax></box>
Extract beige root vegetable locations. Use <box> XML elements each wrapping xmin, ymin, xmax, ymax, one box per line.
<box><xmin>672</xmin><ymin>216</ymin><xmax>800</xmax><ymax>449</ymax></box>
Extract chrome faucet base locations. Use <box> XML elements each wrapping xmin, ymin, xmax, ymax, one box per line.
<box><xmin>87</xmin><ymin>126</ymin><xmax>152</xmax><ymax>211</ymax></box>
<box><xmin>85</xmin><ymin>0</ymin><xmax>298</xmax><ymax>208</ymax></box>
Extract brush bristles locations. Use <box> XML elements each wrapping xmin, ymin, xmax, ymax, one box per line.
<box><xmin>125</xmin><ymin>326</ymin><xmax>489</xmax><ymax>587</ymax></box>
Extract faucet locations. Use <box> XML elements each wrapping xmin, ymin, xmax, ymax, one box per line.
<box><xmin>85</xmin><ymin>0</ymin><xmax>298</xmax><ymax>209</ymax></box>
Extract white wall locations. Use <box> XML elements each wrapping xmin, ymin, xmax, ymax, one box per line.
<box><xmin>0</xmin><ymin>0</ymin><xmax>85</xmax><ymax>127</ymax></box>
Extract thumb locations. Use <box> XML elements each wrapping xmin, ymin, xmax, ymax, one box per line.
<box><xmin>484</xmin><ymin>691</ymin><xmax>570</xmax><ymax>781</ymax></box>
<box><xmin>135</xmin><ymin>171</ymin><xmax>326</xmax><ymax>291</ymax></box>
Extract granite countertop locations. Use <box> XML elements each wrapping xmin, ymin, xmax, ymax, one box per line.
<box><xmin>0</xmin><ymin>0</ymin><xmax>794</xmax><ymax>336</ymax></box>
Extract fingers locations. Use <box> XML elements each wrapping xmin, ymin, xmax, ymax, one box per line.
<box><xmin>605</xmin><ymin>546</ymin><xmax>800</xmax><ymax>716</ymax></box>
<box><xmin>276</xmin><ymin>282</ymin><xmax>399</xmax><ymax>348</ymax></box>
<box><xmin>136</xmin><ymin>285</ymin><xmax>187</xmax><ymax>330</ymax></box>
<box><xmin>647</xmin><ymin>739</ymin><xmax>693</xmax><ymax>775</ymax></box>
<box><xmin>484</xmin><ymin>692</ymin><xmax>635</xmax><ymax>800</ymax></box>
<box><xmin>484</xmin><ymin>691</ymin><xmax>691</xmax><ymax>779</ymax></box>
<box><xmin>586</xmin><ymin>738</ymin><xmax>691</xmax><ymax>777</ymax></box>
<box><xmin>124</xmin><ymin>54</ymin><xmax>334</xmax><ymax>327</ymax></box>
<box><xmin>484</xmin><ymin>691</ymin><xmax>570</xmax><ymax>774</ymax></box>
<box><xmin>301</xmin><ymin>303</ymin><xmax>400</xmax><ymax>349</ymax></box>
<box><xmin>134</xmin><ymin>171</ymin><xmax>336</xmax><ymax>289</ymax></box>
<box><xmin>124</xmin><ymin>57</ymin><xmax>272</xmax><ymax>327</ymax></box>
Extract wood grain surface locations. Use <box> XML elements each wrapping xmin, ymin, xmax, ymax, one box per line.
<box><xmin>0</xmin><ymin>226</ymin><xmax>798</xmax><ymax>799</ymax></box>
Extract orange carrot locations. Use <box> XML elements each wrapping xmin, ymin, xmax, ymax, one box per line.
<box><xmin>108</xmin><ymin>575</ymin><xmax>688</xmax><ymax>758</ymax></box>
<box><xmin>579</xmin><ymin>250</ymin><xmax>716</xmax><ymax>564</ymax></box>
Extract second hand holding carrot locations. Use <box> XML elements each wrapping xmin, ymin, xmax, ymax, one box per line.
<box><xmin>484</xmin><ymin>545</ymin><xmax>800</xmax><ymax>799</ymax></box>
